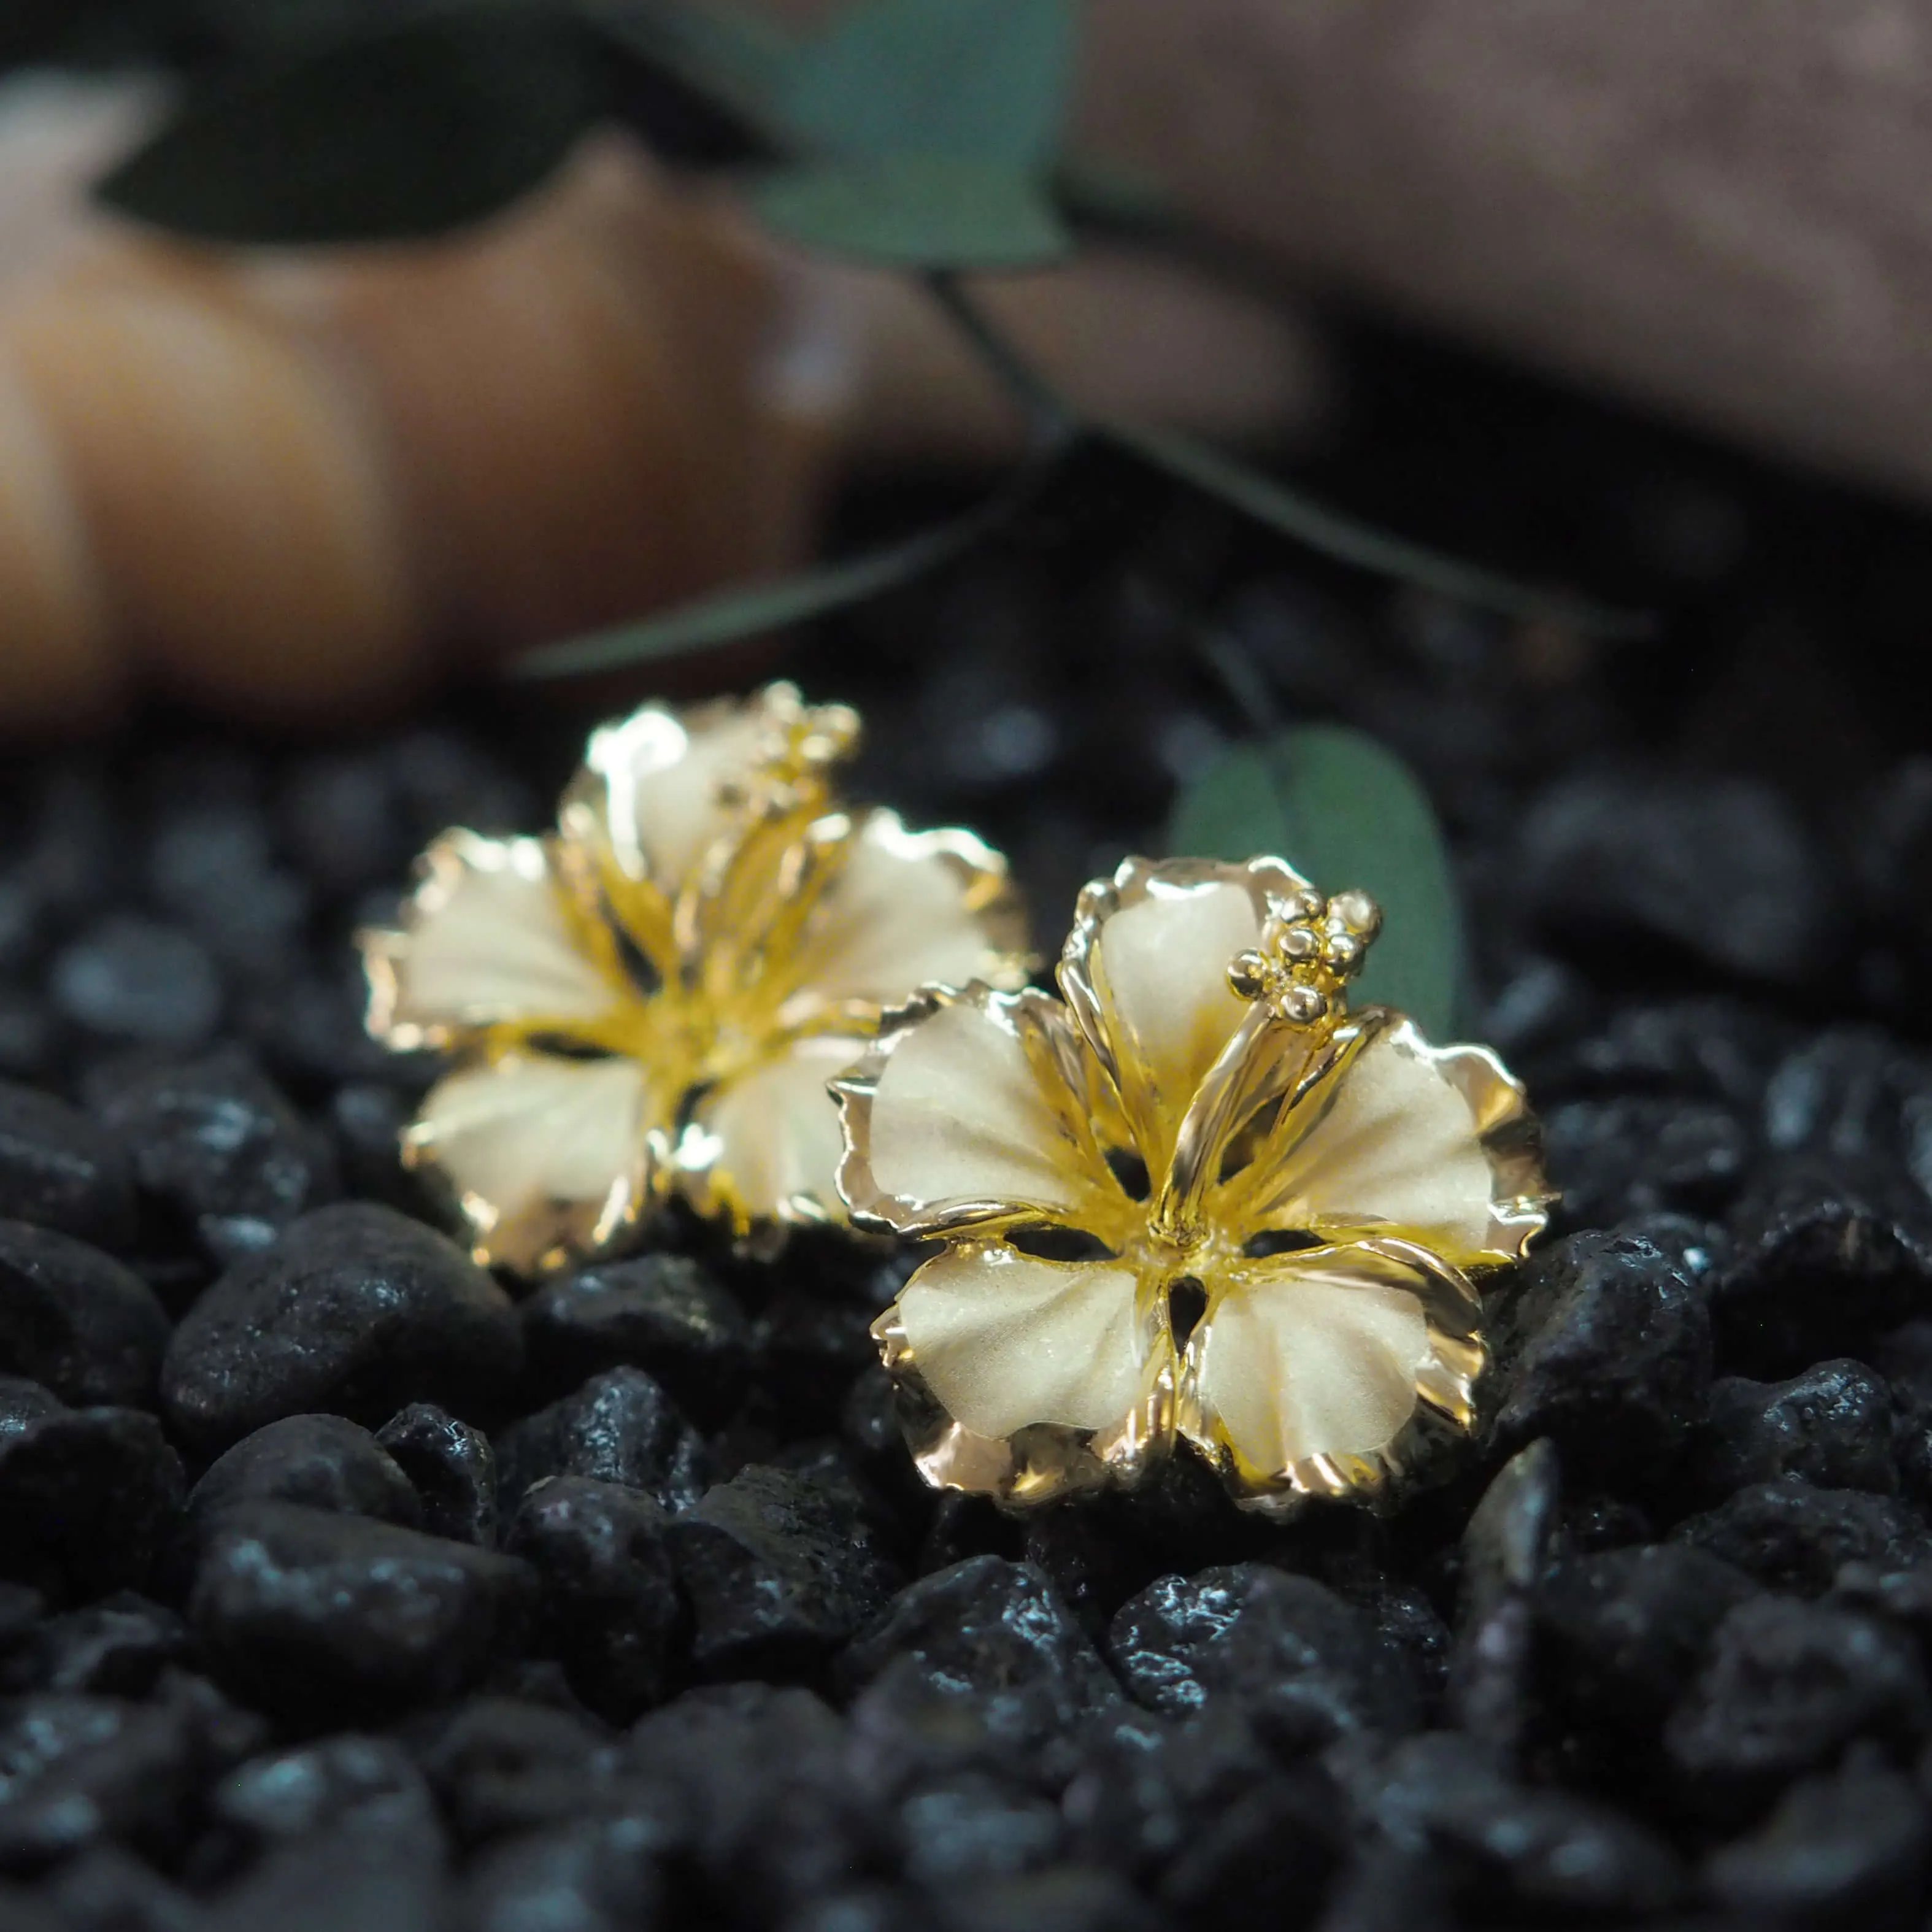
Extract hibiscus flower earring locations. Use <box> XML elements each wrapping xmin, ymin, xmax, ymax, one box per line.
<box><xmin>362</xmin><ymin>683</ymin><xmax>1030</xmax><ymax>1272</ymax></box>
<box><xmin>835</xmin><ymin>855</ymin><xmax>1553</xmax><ymax>1516</ymax></box>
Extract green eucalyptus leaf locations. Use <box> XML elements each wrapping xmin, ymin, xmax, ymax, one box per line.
<box><xmin>581</xmin><ymin>0</ymin><xmax>791</xmax><ymax>164</ymax></box>
<box><xmin>510</xmin><ymin>484</ymin><xmax>1023</xmax><ymax>679</ymax></box>
<box><xmin>98</xmin><ymin>9</ymin><xmax>601</xmax><ymax>244</ymax></box>
<box><xmin>1107</xmin><ymin>421</ymin><xmax>1653</xmax><ymax>641</ymax></box>
<box><xmin>1168</xmin><ymin>727</ymin><xmax>1466</xmax><ymax>1040</ymax></box>
<box><xmin>779</xmin><ymin>0</ymin><xmax>1076</xmax><ymax>164</ymax></box>
<box><xmin>753</xmin><ymin>156</ymin><xmax>1069</xmax><ymax>268</ymax></box>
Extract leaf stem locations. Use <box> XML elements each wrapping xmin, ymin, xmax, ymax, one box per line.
<box><xmin>922</xmin><ymin>271</ymin><xmax>1078</xmax><ymax>452</ymax></box>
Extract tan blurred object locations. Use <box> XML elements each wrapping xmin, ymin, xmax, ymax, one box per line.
<box><xmin>1076</xmin><ymin>0</ymin><xmax>1932</xmax><ymax>501</ymax></box>
<box><xmin>0</xmin><ymin>74</ymin><xmax>1317</xmax><ymax>731</ymax></box>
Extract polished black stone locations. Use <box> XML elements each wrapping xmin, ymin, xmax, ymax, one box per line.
<box><xmin>377</xmin><ymin>1403</ymin><xmax>498</xmax><ymax>1547</ymax></box>
<box><xmin>162</xmin><ymin>1203</ymin><xmax>521</xmax><ymax>1450</ymax></box>
<box><xmin>1664</xmin><ymin>1596</ymin><xmax>1929</xmax><ymax>1811</ymax></box>
<box><xmin>1109</xmin><ymin>1564</ymin><xmax>1419</xmax><ymax>1749</ymax></box>
<box><xmin>669</xmin><ymin>1461</ymin><xmax>899</xmax><ymax>1679</ymax></box>
<box><xmin>187</xmin><ymin>1413</ymin><xmax>422</xmax><ymax>1531</ymax></box>
<box><xmin>504</xmin><ymin>1475</ymin><xmax>681</xmax><ymax>1722</ymax></box>
<box><xmin>0</xmin><ymin>1082</ymin><xmax>137</xmax><ymax>1249</ymax></box>
<box><xmin>0</xmin><ymin>1220</ymin><xmax>171</xmax><ymax>1409</ymax></box>
<box><xmin>190</xmin><ymin>1501</ymin><xmax>536</xmax><ymax>1725</ymax></box>
<box><xmin>90</xmin><ymin>1045</ymin><xmax>340</xmax><ymax>1268</ymax></box>
<box><xmin>1489</xmin><ymin>1227</ymin><xmax>1713</xmax><ymax>1485</ymax></box>
<box><xmin>521</xmin><ymin>1252</ymin><xmax>751</xmax><ymax>1423</ymax></box>
<box><xmin>495</xmin><ymin>1367</ymin><xmax>707</xmax><ymax>1516</ymax></box>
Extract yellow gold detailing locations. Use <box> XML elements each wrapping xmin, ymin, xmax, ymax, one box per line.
<box><xmin>836</xmin><ymin>855</ymin><xmax>1552</xmax><ymax>1517</ymax></box>
<box><xmin>361</xmin><ymin>683</ymin><xmax>1030</xmax><ymax>1273</ymax></box>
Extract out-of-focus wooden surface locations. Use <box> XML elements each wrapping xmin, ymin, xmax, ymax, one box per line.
<box><xmin>1076</xmin><ymin>0</ymin><xmax>1932</xmax><ymax>499</ymax></box>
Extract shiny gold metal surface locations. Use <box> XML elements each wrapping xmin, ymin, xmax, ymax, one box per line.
<box><xmin>837</xmin><ymin>854</ymin><xmax>1552</xmax><ymax>1515</ymax></box>
<box><xmin>363</xmin><ymin>682</ymin><xmax>1030</xmax><ymax>1272</ymax></box>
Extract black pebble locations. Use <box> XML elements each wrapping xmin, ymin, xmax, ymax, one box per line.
<box><xmin>0</xmin><ymin>1693</ymin><xmax>201</xmax><ymax>1876</ymax></box>
<box><xmin>0</xmin><ymin>1593</ymin><xmax>188</xmax><ymax>1698</ymax></box>
<box><xmin>628</xmin><ymin>1683</ymin><xmax>878</xmax><ymax>1922</ymax></box>
<box><xmin>0</xmin><ymin>1081</ymin><xmax>136</xmax><ymax>1249</ymax></box>
<box><xmin>188</xmin><ymin>1414</ymin><xmax>421</xmax><ymax>1531</ymax></box>
<box><xmin>1664</xmin><ymin>1595</ymin><xmax>1929</xmax><ymax>1811</ymax></box>
<box><xmin>1672</xmin><ymin>1478</ymin><xmax>1932</xmax><ymax>1595</ymax></box>
<box><xmin>1061</xmin><ymin>1707</ymin><xmax>1272</xmax><ymax>1882</ymax></box>
<box><xmin>378</xmin><ymin>1403</ymin><xmax>499</xmax><ymax>1547</ymax></box>
<box><xmin>90</xmin><ymin>1045</ymin><xmax>340</xmax><ymax>1268</ymax></box>
<box><xmin>897</xmin><ymin>1774</ymin><xmax>1067</xmax><ymax>1890</ymax></box>
<box><xmin>1538</xmin><ymin>1543</ymin><xmax>1757</xmax><ymax>1738</ymax></box>
<box><xmin>939</xmin><ymin>1868</ymin><xmax>1164</xmax><ymax>1932</ymax></box>
<box><xmin>1704</xmin><ymin>1748</ymin><xmax>1931</xmax><ymax>1925</ymax></box>
<box><xmin>1333</xmin><ymin>1730</ymin><xmax>1684</xmax><ymax>1920</ymax></box>
<box><xmin>414</xmin><ymin>1694</ymin><xmax>626</xmax><ymax>1845</ymax></box>
<box><xmin>1714</xmin><ymin>1158</ymin><xmax>1932</xmax><ymax>1377</ymax></box>
<box><xmin>210</xmin><ymin>1733</ymin><xmax>438</xmax><ymax>1852</ymax></box>
<box><xmin>1542</xmin><ymin>1095</ymin><xmax>1750</xmax><ymax>1227</ymax></box>
<box><xmin>1110</xmin><ymin>1564</ymin><xmax>1418</xmax><ymax>1750</ymax></box>
<box><xmin>1445</xmin><ymin>1438</ymin><xmax>1560</xmax><ymax>1756</ymax></box>
<box><xmin>162</xmin><ymin>1202</ymin><xmax>521</xmax><ymax>1450</ymax></box>
<box><xmin>0</xmin><ymin>1391</ymin><xmax>185</xmax><ymax>1600</ymax></box>
<box><xmin>496</xmin><ymin>1366</ymin><xmax>708</xmax><ymax>1515</ymax></box>
<box><xmin>1489</xmin><ymin>1228</ymin><xmax>1713</xmax><ymax>1485</ymax></box>
<box><xmin>0</xmin><ymin>1220</ymin><xmax>171</xmax><ymax>1408</ymax></box>
<box><xmin>1518</xmin><ymin>770</ymin><xmax>1839</xmax><ymax>987</ymax></box>
<box><xmin>505</xmin><ymin>1474</ymin><xmax>681</xmax><ymax>1722</ymax></box>
<box><xmin>1685</xmin><ymin>1359</ymin><xmax>1897</xmax><ymax>1503</ymax></box>
<box><xmin>452</xmin><ymin>1819</ymin><xmax>665</xmax><ymax>1932</ymax></box>
<box><xmin>42</xmin><ymin>1841</ymin><xmax>206</xmax><ymax>1931</ymax></box>
<box><xmin>522</xmin><ymin>1252</ymin><xmax>752</xmax><ymax>1422</ymax></box>
<box><xmin>201</xmin><ymin>1825</ymin><xmax>445</xmax><ymax>1932</ymax></box>
<box><xmin>190</xmin><ymin>1501</ymin><xmax>536</xmax><ymax>1725</ymax></box>
<box><xmin>50</xmin><ymin>916</ymin><xmax>223</xmax><ymax>1049</ymax></box>
<box><xmin>669</xmin><ymin>1462</ymin><xmax>899</xmax><ymax>1679</ymax></box>
<box><xmin>842</xmin><ymin>1558</ymin><xmax>1121</xmax><ymax>1768</ymax></box>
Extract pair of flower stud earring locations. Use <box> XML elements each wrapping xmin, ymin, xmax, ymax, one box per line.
<box><xmin>363</xmin><ymin>683</ymin><xmax>1553</xmax><ymax>1518</ymax></box>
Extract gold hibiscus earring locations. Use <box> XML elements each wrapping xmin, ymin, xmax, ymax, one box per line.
<box><xmin>835</xmin><ymin>855</ymin><xmax>1553</xmax><ymax>1516</ymax></box>
<box><xmin>361</xmin><ymin>682</ymin><xmax>1030</xmax><ymax>1272</ymax></box>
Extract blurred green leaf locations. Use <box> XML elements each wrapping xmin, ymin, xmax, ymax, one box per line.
<box><xmin>1168</xmin><ymin>727</ymin><xmax>1465</xmax><ymax>1039</ymax></box>
<box><xmin>510</xmin><ymin>483</ymin><xmax>1026</xmax><ymax>679</ymax></box>
<box><xmin>754</xmin><ymin>156</ymin><xmax>1069</xmax><ymax>268</ymax></box>
<box><xmin>1108</xmin><ymin>421</ymin><xmax>1653</xmax><ymax>641</ymax></box>
<box><xmin>581</xmin><ymin>0</ymin><xmax>791</xmax><ymax>163</ymax></box>
<box><xmin>98</xmin><ymin>9</ymin><xmax>601</xmax><ymax>243</ymax></box>
<box><xmin>779</xmin><ymin>0</ymin><xmax>1076</xmax><ymax>164</ymax></box>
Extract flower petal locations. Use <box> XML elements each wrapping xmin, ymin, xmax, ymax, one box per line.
<box><xmin>574</xmin><ymin>695</ymin><xmax>779</xmax><ymax>895</ymax></box>
<box><xmin>896</xmin><ymin>1242</ymin><xmax>1159</xmax><ymax>1440</ymax></box>
<box><xmin>1238</xmin><ymin>1015</ymin><xmax>1549</xmax><ymax>1266</ymax></box>
<box><xmin>685</xmin><ymin>1031</ymin><xmax>868</xmax><ymax>1231</ymax></box>
<box><xmin>1184</xmin><ymin>1251</ymin><xmax>1435</xmax><ymax>1478</ymax></box>
<box><xmin>564</xmin><ymin>682</ymin><xmax>857</xmax><ymax>902</ymax></box>
<box><xmin>1060</xmin><ymin>856</ymin><xmax>1314</xmax><ymax>1180</ymax></box>
<box><xmin>836</xmin><ymin>985</ymin><xmax>1130</xmax><ymax>1241</ymax></box>
<box><xmin>775</xmin><ymin>809</ymin><xmax>1029</xmax><ymax>1018</ymax></box>
<box><xmin>404</xmin><ymin>1052</ymin><xmax>655</xmax><ymax>1270</ymax></box>
<box><xmin>363</xmin><ymin>831</ymin><xmax>630</xmax><ymax>1051</ymax></box>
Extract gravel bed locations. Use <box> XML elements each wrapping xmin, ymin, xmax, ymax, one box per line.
<box><xmin>6</xmin><ymin>333</ymin><xmax>1932</xmax><ymax>1929</ymax></box>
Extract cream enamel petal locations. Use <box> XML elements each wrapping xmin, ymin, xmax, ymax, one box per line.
<box><xmin>1243</xmin><ymin>1019</ymin><xmax>1511</xmax><ymax>1259</ymax></box>
<box><xmin>1083</xmin><ymin>878</ymin><xmax>1261</xmax><ymax>1169</ymax></box>
<box><xmin>582</xmin><ymin>697</ymin><xmax>773</xmax><ymax>895</ymax></box>
<box><xmin>407</xmin><ymin>1052</ymin><xmax>652</xmax><ymax>1231</ymax></box>
<box><xmin>368</xmin><ymin>832</ymin><xmax>626</xmax><ymax>1047</ymax></box>
<box><xmin>690</xmin><ymin>1031</ymin><xmax>866</xmax><ymax>1226</ymax></box>
<box><xmin>1190</xmin><ymin>1262</ymin><xmax>1432</xmax><ymax>1471</ymax></box>
<box><xmin>861</xmin><ymin>995</ymin><xmax>1114</xmax><ymax>1228</ymax></box>
<box><xmin>898</xmin><ymin>1244</ymin><xmax>1153</xmax><ymax>1439</ymax></box>
<box><xmin>780</xmin><ymin>810</ymin><xmax>1024</xmax><ymax>1013</ymax></box>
